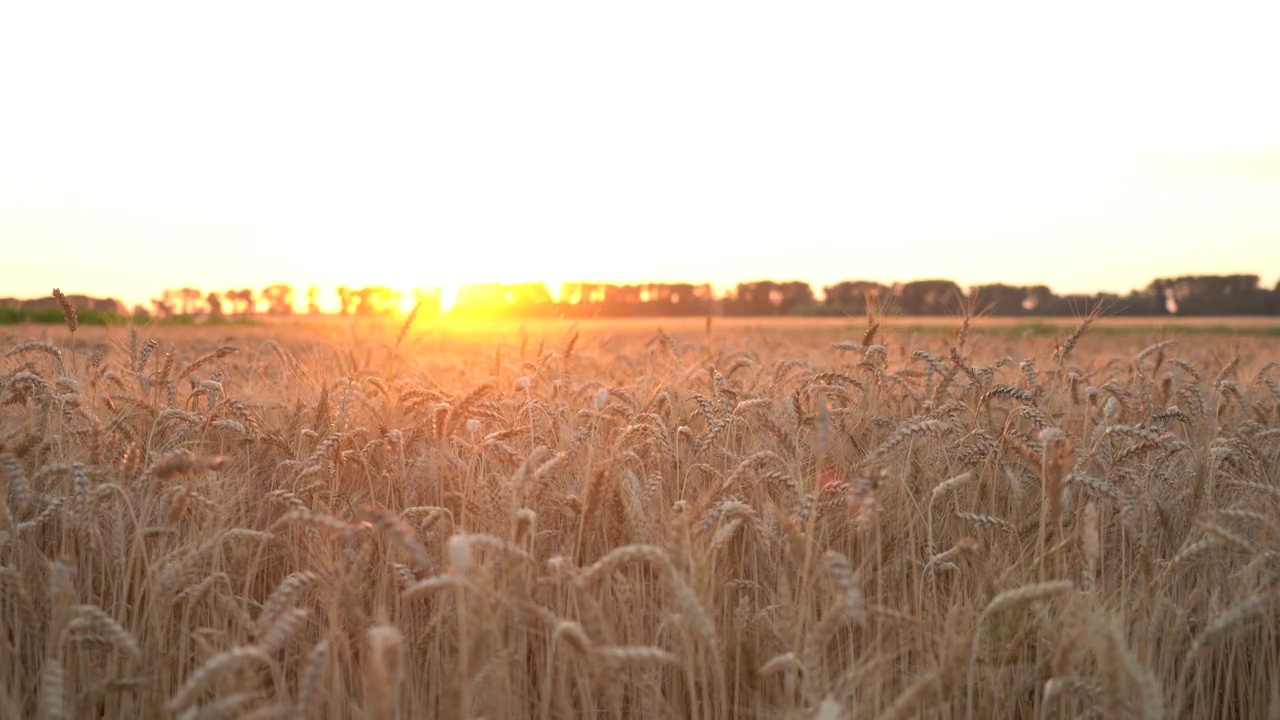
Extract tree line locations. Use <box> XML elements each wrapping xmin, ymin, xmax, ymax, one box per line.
<box><xmin>555</xmin><ymin>275</ymin><xmax>1280</xmax><ymax>318</ymax></box>
<box><xmin>4</xmin><ymin>274</ymin><xmax>1278</xmax><ymax>323</ymax></box>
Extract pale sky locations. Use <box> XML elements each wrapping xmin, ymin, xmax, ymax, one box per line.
<box><xmin>2</xmin><ymin>1</ymin><xmax>1279</xmax><ymax>310</ymax></box>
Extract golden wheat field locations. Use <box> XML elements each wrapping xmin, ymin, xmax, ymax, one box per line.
<box><xmin>1</xmin><ymin>314</ymin><xmax>1278</xmax><ymax>719</ymax></box>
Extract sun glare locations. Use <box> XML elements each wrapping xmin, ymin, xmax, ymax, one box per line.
<box><xmin>439</xmin><ymin>285</ymin><xmax>460</xmax><ymax>313</ymax></box>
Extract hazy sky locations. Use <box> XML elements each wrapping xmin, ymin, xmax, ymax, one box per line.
<box><xmin>2</xmin><ymin>2</ymin><xmax>1279</xmax><ymax>309</ymax></box>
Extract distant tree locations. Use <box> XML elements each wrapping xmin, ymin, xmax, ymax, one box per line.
<box><xmin>773</xmin><ymin>281</ymin><xmax>816</xmax><ymax>314</ymax></box>
<box><xmin>355</xmin><ymin>288</ymin><xmax>374</xmax><ymax>316</ymax></box>
<box><xmin>151</xmin><ymin>293</ymin><xmax>175</xmax><ymax>318</ymax></box>
<box><xmin>29</xmin><ymin>274</ymin><xmax>1280</xmax><ymax>322</ymax></box>
<box><xmin>727</xmin><ymin>281</ymin><xmax>814</xmax><ymax>315</ymax></box>
<box><xmin>1148</xmin><ymin>275</ymin><xmax>1266</xmax><ymax>315</ymax></box>
<box><xmin>896</xmin><ymin>280</ymin><xmax>962</xmax><ymax>316</ymax></box>
<box><xmin>1144</xmin><ymin>279</ymin><xmax>1172</xmax><ymax>315</ymax></box>
<box><xmin>601</xmin><ymin>284</ymin><xmax>642</xmax><ymax>316</ymax></box>
<box><xmin>1096</xmin><ymin>292</ymin><xmax>1129</xmax><ymax>315</ymax></box>
<box><xmin>16</xmin><ymin>294</ymin><xmax>125</xmax><ymax>316</ymax></box>
<box><xmin>968</xmin><ymin>284</ymin><xmax>1004</xmax><ymax>315</ymax></box>
<box><xmin>970</xmin><ymin>284</ymin><xmax>1028</xmax><ymax>316</ymax></box>
<box><xmin>823</xmin><ymin>281</ymin><xmax>887</xmax><ymax>316</ymax></box>
<box><xmin>207</xmin><ymin>292</ymin><xmax>224</xmax><ymax>319</ymax></box>
<box><xmin>1021</xmin><ymin>285</ymin><xmax>1058</xmax><ymax>315</ymax></box>
<box><xmin>729</xmin><ymin>281</ymin><xmax>770</xmax><ymax>315</ymax></box>
<box><xmin>1110</xmin><ymin>288</ymin><xmax>1159</xmax><ymax>316</ymax></box>
<box><xmin>684</xmin><ymin>283</ymin><xmax>715</xmax><ymax>315</ymax></box>
<box><xmin>178</xmin><ymin>288</ymin><xmax>204</xmax><ymax>316</ymax></box>
<box><xmin>562</xmin><ymin>283</ymin><xmax>609</xmax><ymax>312</ymax></box>
<box><xmin>224</xmin><ymin>289</ymin><xmax>255</xmax><ymax>316</ymax></box>
<box><xmin>644</xmin><ymin>283</ymin><xmax>713</xmax><ymax>315</ymax></box>
<box><xmin>97</xmin><ymin>297</ymin><xmax>127</xmax><ymax>314</ymax></box>
<box><xmin>261</xmin><ymin>284</ymin><xmax>295</xmax><ymax>315</ymax></box>
<box><xmin>352</xmin><ymin>286</ymin><xmax>398</xmax><ymax>316</ymax></box>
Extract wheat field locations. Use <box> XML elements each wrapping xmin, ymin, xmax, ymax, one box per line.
<box><xmin>1</xmin><ymin>312</ymin><xmax>1278</xmax><ymax>719</ymax></box>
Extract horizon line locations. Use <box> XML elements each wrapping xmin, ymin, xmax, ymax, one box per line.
<box><xmin>7</xmin><ymin>271</ymin><xmax>1278</xmax><ymax>309</ymax></box>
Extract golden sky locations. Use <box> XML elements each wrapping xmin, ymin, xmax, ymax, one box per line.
<box><xmin>2</xmin><ymin>2</ymin><xmax>1278</xmax><ymax>309</ymax></box>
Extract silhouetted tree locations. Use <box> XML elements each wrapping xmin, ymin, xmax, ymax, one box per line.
<box><xmin>651</xmin><ymin>283</ymin><xmax>713</xmax><ymax>315</ymax></box>
<box><xmin>823</xmin><ymin>281</ymin><xmax>887</xmax><ymax>316</ymax></box>
<box><xmin>1150</xmin><ymin>275</ymin><xmax>1267</xmax><ymax>315</ymax></box>
<box><xmin>151</xmin><ymin>293</ymin><xmax>175</xmax><ymax>318</ymax></box>
<box><xmin>225</xmin><ymin>289</ymin><xmax>255</xmax><ymax>316</ymax></box>
<box><xmin>72</xmin><ymin>273</ymin><xmax>1280</xmax><ymax>323</ymax></box>
<box><xmin>352</xmin><ymin>287</ymin><xmax>398</xmax><ymax>316</ymax></box>
<box><xmin>1021</xmin><ymin>285</ymin><xmax>1057</xmax><ymax>315</ymax></box>
<box><xmin>896</xmin><ymin>280</ymin><xmax>962</xmax><ymax>316</ymax></box>
<box><xmin>207</xmin><ymin>292</ymin><xmax>223</xmax><ymax>319</ymax></box>
<box><xmin>11</xmin><ymin>294</ymin><xmax>125</xmax><ymax>315</ymax></box>
<box><xmin>729</xmin><ymin>281</ymin><xmax>770</xmax><ymax>315</ymax></box>
<box><xmin>970</xmin><ymin>284</ymin><xmax>1030</xmax><ymax>316</ymax></box>
<box><xmin>969</xmin><ymin>284</ymin><xmax>1009</xmax><ymax>315</ymax></box>
<box><xmin>603</xmin><ymin>284</ymin><xmax>642</xmax><ymax>314</ymax></box>
<box><xmin>728</xmin><ymin>281</ymin><xmax>815</xmax><ymax>315</ymax></box>
<box><xmin>355</xmin><ymin>288</ymin><xmax>374</xmax><ymax>316</ymax></box>
<box><xmin>559</xmin><ymin>283</ymin><xmax>608</xmax><ymax>317</ymax></box>
<box><xmin>178</xmin><ymin>288</ymin><xmax>203</xmax><ymax>316</ymax></box>
<box><xmin>261</xmin><ymin>284</ymin><xmax>295</xmax><ymax>315</ymax></box>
